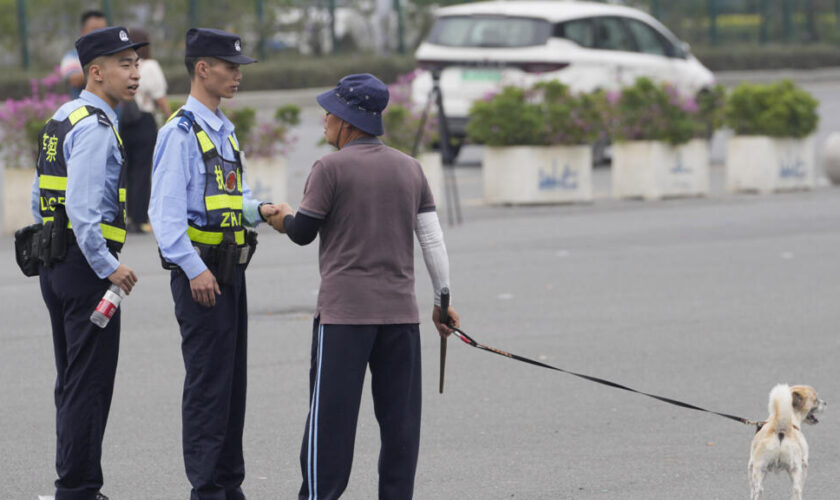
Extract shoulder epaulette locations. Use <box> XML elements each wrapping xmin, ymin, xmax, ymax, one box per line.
<box><xmin>96</xmin><ymin>112</ymin><xmax>112</xmax><ymax>127</ymax></box>
<box><xmin>177</xmin><ymin>110</ymin><xmax>195</xmax><ymax>133</ymax></box>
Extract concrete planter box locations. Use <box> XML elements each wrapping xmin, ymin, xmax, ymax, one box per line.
<box><xmin>2</xmin><ymin>166</ymin><xmax>35</xmax><ymax>235</ymax></box>
<box><xmin>611</xmin><ymin>139</ymin><xmax>710</xmax><ymax>201</ymax></box>
<box><xmin>417</xmin><ymin>151</ymin><xmax>443</xmax><ymax>206</ymax></box>
<box><xmin>244</xmin><ymin>156</ymin><xmax>287</xmax><ymax>205</ymax></box>
<box><xmin>482</xmin><ymin>145</ymin><xmax>592</xmax><ymax>205</ymax></box>
<box><xmin>824</xmin><ymin>132</ymin><xmax>840</xmax><ymax>185</ymax></box>
<box><xmin>726</xmin><ymin>135</ymin><xmax>815</xmax><ymax>193</ymax></box>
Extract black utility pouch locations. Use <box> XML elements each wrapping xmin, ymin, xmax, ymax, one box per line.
<box><xmin>14</xmin><ymin>223</ymin><xmax>44</xmax><ymax>277</ymax></box>
<box><xmin>216</xmin><ymin>242</ymin><xmax>238</xmax><ymax>286</ymax></box>
<box><xmin>49</xmin><ymin>206</ymin><xmax>69</xmax><ymax>263</ymax></box>
<box><xmin>243</xmin><ymin>229</ymin><xmax>258</xmax><ymax>269</ymax></box>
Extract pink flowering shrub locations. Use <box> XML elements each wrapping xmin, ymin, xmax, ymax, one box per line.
<box><xmin>219</xmin><ymin>104</ymin><xmax>299</xmax><ymax>159</ymax></box>
<box><xmin>605</xmin><ymin>78</ymin><xmax>702</xmax><ymax>145</ymax></box>
<box><xmin>0</xmin><ymin>67</ymin><xmax>70</xmax><ymax>167</ymax></box>
<box><xmin>466</xmin><ymin>81</ymin><xmax>604</xmax><ymax>147</ymax></box>
<box><xmin>381</xmin><ymin>70</ymin><xmax>438</xmax><ymax>155</ymax></box>
<box><xmin>246</xmin><ymin>105</ymin><xmax>300</xmax><ymax>159</ymax></box>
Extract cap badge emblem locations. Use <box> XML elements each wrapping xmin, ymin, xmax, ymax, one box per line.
<box><xmin>234</xmin><ymin>40</ymin><xmax>241</xmax><ymax>52</ymax></box>
<box><xmin>119</xmin><ymin>30</ymin><xmax>129</xmax><ymax>42</ymax></box>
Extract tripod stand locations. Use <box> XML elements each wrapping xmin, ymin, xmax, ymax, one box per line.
<box><xmin>412</xmin><ymin>68</ymin><xmax>462</xmax><ymax>226</ymax></box>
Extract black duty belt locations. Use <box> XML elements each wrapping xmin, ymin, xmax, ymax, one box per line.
<box><xmin>160</xmin><ymin>244</ymin><xmax>252</xmax><ymax>271</ymax></box>
<box><xmin>160</xmin><ymin>230</ymin><xmax>258</xmax><ymax>288</ymax></box>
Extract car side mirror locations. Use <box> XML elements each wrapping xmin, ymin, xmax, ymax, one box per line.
<box><xmin>679</xmin><ymin>41</ymin><xmax>691</xmax><ymax>57</ymax></box>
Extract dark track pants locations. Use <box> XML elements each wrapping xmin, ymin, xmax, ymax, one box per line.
<box><xmin>39</xmin><ymin>244</ymin><xmax>120</xmax><ymax>500</ymax></box>
<box><xmin>171</xmin><ymin>266</ymin><xmax>248</xmax><ymax>500</ymax></box>
<box><xmin>298</xmin><ymin>320</ymin><xmax>422</xmax><ymax>500</ymax></box>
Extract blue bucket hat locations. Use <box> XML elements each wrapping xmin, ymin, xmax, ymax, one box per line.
<box><xmin>316</xmin><ymin>73</ymin><xmax>389</xmax><ymax>136</ymax></box>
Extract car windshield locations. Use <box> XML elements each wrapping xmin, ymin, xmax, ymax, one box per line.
<box><xmin>428</xmin><ymin>15</ymin><xmax>551</xmax><ymax>47</ymax></box>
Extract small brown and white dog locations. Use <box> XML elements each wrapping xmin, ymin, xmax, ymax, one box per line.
<box><xmin>748</xmin><ymin>384</ymin><xmax>826</xmax><ymax>500</ymax></box>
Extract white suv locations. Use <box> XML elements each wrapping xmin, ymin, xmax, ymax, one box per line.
<box><xmin>411</xmin><ymin>1</ymin><xmax>715</xmax><ymax>150</ymax></box>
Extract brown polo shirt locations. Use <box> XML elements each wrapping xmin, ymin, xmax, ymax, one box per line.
<box><xmin>298</xmin><ymin>138</ymin><xmax>436</xmax><ymax>325</ymax></box>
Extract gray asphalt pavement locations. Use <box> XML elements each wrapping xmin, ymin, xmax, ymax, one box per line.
<box><xmin>3</xmin><ymin>180</ymin><xmax>840</xmax><ymax>499</ymax></box>
<box><xmin>3</xmin><ymin>68</ymin><xmax>840</xmax><ymax>499</ymax></box>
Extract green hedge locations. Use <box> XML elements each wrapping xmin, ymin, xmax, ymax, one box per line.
<box><xmin>725</xmin><ymin>80</ymin><xmax>819</xmax><ymax>137</ymax></box>
<box><xmin>3</xmin><ymin>46</ymin><xmax>840</xmax><ymax>99</ymax></box>
<box><xmin>165</xmin><ymin>54</ymin><xmax>416</xmax><ymax>94</ymax></box>
<box><xmin>692</xmin><ymin>44</ymin><xmax>840</xmax><ymax>71</ymax></box>
<box><xmin>0</xmin><ymin>54</ymin><xmax>416</xmax><ymax>100</ymax></box>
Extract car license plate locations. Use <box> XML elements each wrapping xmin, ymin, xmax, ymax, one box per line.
<box><xmin>461</xmin><ymin>69</ymin><xmax>502</xmax><ymax>82</ymax></box>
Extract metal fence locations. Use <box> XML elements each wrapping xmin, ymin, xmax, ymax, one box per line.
<box><xmin>7</xmin><ymin>0</ymin><xmax>840</xmax><ymax>70</ymax></box>
<box><xmin>627</xmin><ymin>0</ymin><xmax>840</xmax><ymax>46</ymax></box>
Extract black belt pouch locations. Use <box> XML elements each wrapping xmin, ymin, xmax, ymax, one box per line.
<box><xmin>14</xmin><ymin>223</ymin><xmax>44</xmax><ymax>277</ymax></box>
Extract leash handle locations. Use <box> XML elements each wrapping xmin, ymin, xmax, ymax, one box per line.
<box><xmin>439</xmin><ymin>287</ymin><xmax>450</xmax><ymax>326</ymax></box>
<box><xmin>439</xmin><ymin>287</ymin><xmax>450</xmax><ymax>394</ymax></box>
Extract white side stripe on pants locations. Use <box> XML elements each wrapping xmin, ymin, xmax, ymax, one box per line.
<box><xmin>308</xmin><ymin>324</ymin><xmax>325</xmax><ymax>500</ymax></box>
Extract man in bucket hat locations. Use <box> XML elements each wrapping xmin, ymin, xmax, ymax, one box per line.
<box><xmin>149</xmin><ymin>28</ymin><xmax>278</xmax><ymax>500</ymax></box>
<box><xmin>30</xmin><ymin>26</ymin><xmax>146</xmax><ymax>500</ymax></box>
<box><xmin>268</xmin><ymin>73</ymin><xmax>461</xmax><ymax>499</ymax></box>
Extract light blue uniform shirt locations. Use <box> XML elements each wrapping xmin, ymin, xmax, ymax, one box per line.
<box><xmin>149</xmin><ymin>96</ymin><xmax>263</xmax><ymax>280</ymax></box>
<box><xmin>30</xmin><ymin>90</ymin><xmax>123</xmax><ymax>279</ymax></box>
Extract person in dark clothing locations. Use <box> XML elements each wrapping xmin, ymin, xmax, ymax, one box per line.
<box><xmin>269</xmin><ymin>73</ymin><xmax>460</xmax><ymax>500</ymax></box>
<box><xmin>120</xmin><ymin>28</ymin><xmax>170</xmax><ymax>233</ymax></box>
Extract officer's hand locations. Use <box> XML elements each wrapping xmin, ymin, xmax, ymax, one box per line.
<box><xmin>433</xmin><ymin>305</ymin><xmax>459</xmax><ymax>338</ymax></box>
<box><xmin>259</xmin><ymin>203</ymin><xmax>280</xmax><ymax>221</ymax></box>
<box><xmin>190</xmin><ymin>269</ymin><xmax>221</xmax><ymax>307</ymax></box>
<box><xmin>108</xmin><ymin>264</ymin><xmax>138</xmax><ymax>295</ymax></box>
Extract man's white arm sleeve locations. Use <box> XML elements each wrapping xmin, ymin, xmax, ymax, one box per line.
<box><xmin>415</xmin><ymin>211</ymin><xmax>450</xmax><ymax>306</ymax></box>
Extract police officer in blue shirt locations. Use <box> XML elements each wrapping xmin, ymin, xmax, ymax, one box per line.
<box><xmin>148</xmin><ymin>28</ymin><xmax>279</xmax><ymax>500</ymax></box>
<box><xmin>30</xmin><ymin>26</ymin><xmax>145</xmax><ymax>500</ymax></box>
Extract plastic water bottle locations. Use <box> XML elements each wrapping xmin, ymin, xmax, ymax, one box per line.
<box><xmin>90</xmin><ymin>284</ymin><xmax>125</xmax><ymax>328</ymax></box>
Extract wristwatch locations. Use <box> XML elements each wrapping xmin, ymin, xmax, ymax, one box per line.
<box><xmin>258</xmin><ymin>201</ymin><xmax>273</xmax><ymax>222</ymax></box>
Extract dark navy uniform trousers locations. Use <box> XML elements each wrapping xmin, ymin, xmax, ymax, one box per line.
<box><xmin>298</xmin><ymin>319</ymin><xmax>422</xmax><ymax>500</ymax></box>
<box><xmin>39</xmin><ymin>243</ymin><xmax>120</xmax><ymax>500</ymax></box>
<box><xmin>171</xmin><ymin>264</ymin><xmax>247</xmax><ymax>500</ymax></box>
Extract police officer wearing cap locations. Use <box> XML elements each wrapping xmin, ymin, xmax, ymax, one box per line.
<box><xmin>29</xmin><ymin>26</ymin><xmax>144</xmax><ymax>500</ymax></box>
<box><xmin>269</xmin><ymin>73</ymin><xmax>460</xmax><ymax>499</ymax></box>
<box><xmin>148</xmin><ymin>28</ymin><xmax>278</xmax><ymax>500</ymax></box>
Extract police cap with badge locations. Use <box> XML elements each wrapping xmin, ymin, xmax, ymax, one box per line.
<box><xmin>174</xmin><ymin>29</ymin><xmax>258</xmax><ymax>132</ymax></box>
<box><xmin>76</xmin><ymin>26</ymin><xmax>148</xmax><ymax>67</ymax></box>
<box><xmin>185</xmin><ymin>28</ymin><xmax>258</xmax><ymax>64</ymax></box>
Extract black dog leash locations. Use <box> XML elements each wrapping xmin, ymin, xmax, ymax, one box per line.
<box><xmin>439</xmin><ymin>291</ymin><xmax>761</xmax><ymax>429</ymax></box>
